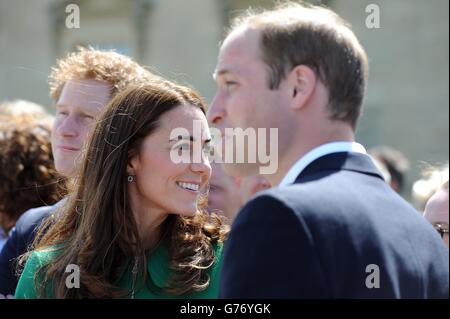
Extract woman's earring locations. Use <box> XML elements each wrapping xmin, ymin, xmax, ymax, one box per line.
<box><xmin>127</xmin><ymin>175</ymin><xmax>135</xmax><ymax>183</ymax></box>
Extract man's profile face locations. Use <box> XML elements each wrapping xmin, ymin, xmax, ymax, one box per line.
<box><xmin>208</xmin><ymin>27</ymin><xmax>287</xmax><ymax>178</ymax></box>
<box><xmin>51</xmin><ymin>79</ymin><xmax>111</xmax><ymax>178</ymax></box>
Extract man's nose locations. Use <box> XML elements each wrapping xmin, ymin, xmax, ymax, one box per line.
<box><xmin>207</xmin><ymin>94</ymin><xmax>225</xmax><ymax>125</ymax></box>
<box><xmin>56</xmin><ymin>114</ymin><xmax>79</xmax><ymax>138</ymax></box>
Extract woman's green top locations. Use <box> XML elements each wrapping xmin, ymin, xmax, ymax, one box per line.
<box><xmin>15</xmin><ymin>243</ymin><xmax>223</xmax><ymax>299</ymax></box>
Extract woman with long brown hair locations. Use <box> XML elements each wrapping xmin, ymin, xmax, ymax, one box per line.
<box><xmin>15</xmin><ymin>82</ymin><xmax>228</xmax><ymax>298</ymax></box>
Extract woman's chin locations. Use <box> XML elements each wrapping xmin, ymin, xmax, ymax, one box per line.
<box><xmin>173</xmin><ymin>205</ymin><xmax>198</xmax><ymax>217</ymax></box>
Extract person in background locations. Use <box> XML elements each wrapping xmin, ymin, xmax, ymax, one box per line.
<box><xmin>0</xmin><ymin>99</ymin><xmax>53</xmax><ymax>121</ymax></box>
<box><xmin>208</xmin><ymin>163</ymin><xmax>271</xmax><ymax>223</ymax></box>
<box><xmin>238</xmin><ymin>175</ymin><xmax>271</xmax><ymax>206</ymax></box>
<box><xmin>423</xmin><ymin>166</ymin><xmax>449</xmax><ymax>248</ymax></box>
<box><xmin>412</xmin><ymin>164</ymin><xmax>449</xmax><ymax>211</ymax></box>
<box><xmin>0</xmin><ymin>100</ymin><xmax>66</xmax><ymax>252</ymax></box>
<box><xmin>0</xmin><ymin>47</ymin><xmax>161</xmax><ymax>296</ymax></box>
<box><xmin>369</xmin><ymin>145</ymin><xmax>410</xmax><ymax>194</ymax></box>
<box><xmin>208</xmin><ymin>163</ymin><xmax>241</xmax><ymax>222</ymax></box>
<box><xmin>16</xmin><ymin>82</ymin><xmax>228</xmax><ymax>299</ymax></box>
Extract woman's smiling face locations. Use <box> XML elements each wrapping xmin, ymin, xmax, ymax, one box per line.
<box><xmin>128</xmin><ymin>103</ymin><xmax>212</xmax><ymax>216</ymax></box>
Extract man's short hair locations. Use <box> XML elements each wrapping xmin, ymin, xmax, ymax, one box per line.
<box><xmin>49</xmin><ymin>46</ymin><xmax>161</xmax><ymax>102</ymax></box>
<box><xmin>229</xmin><ymin>1</ymin><xmax>369</xmax><ymax>129</ymax></box>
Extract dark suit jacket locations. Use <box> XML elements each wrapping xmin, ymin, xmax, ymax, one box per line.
<box><xmin>0</xmin><ymin>201</ymin><xmax>61</xmax><ymax>295</ymax></box>
<box><xmin>220</xmin><ymin>152</ymin><xmax>449</xmax><ymax>298</ymax></box>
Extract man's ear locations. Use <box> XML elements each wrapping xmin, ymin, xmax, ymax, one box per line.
<box><xmin>288</xmin><ymin>65</ymin><xmax>317</xmax><ymax>110</ymax></box>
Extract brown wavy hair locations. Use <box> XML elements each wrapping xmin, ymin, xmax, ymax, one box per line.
<box><xmin>49</xmin><ymin>46</ymin><xmax>163</xmax><ymax>102</ymax></box>
<box><xmin>28</xmin><ymin>82</ymin><xmax>228</xmax><ymax>298</ymax></box>
<box><xmin>0</xmin><ymin>106</ymin><xmax>66</xmax><ymax>232</ymax></box>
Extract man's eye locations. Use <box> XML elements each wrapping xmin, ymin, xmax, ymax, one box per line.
<box><xmin>225</xmin><ymin>81</ymin><xmax>237</xmax><ymax>87</ymax></box>
<box><xmin>57</xmin><ymin>111</ymin><xmax>68</xmax><ymax>117</ymax></box>
<box><xmin>220</xmin><ymin>80</ymin><xmax>238</xmax><ymax>90</ymax></box>
<box><xmin>203</xmin><ymin>144</ymin><xmax>212</xmax><ymax>153</ymax></box>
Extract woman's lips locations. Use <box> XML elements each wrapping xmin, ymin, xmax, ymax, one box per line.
<box><xmin>176</xmin><ymin>181</ymin><xmax>202</xmax><ymax>195</ymax></box>
<box><xmin>57</xmin><ymin>145</ymin><xmax>80</xmax><ymax>152</ymax></box>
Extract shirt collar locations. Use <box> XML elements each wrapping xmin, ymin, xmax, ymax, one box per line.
<box><xmin>279</xmin><ymin>141</ymin><xmax>367</xmax><ymax>187</ymax></box>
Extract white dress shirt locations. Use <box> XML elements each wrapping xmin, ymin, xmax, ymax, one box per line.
<box><xmin>279</xmin><ymin>141</ymin><xmax>367</xmax><ymax>187</ymax></box>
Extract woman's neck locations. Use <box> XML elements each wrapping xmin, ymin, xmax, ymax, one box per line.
<box><xmin>139</xmin><ymin>214</ymin><xmax>167</xmax><ymax>252</ymax></box>
<box><xmin>129</xmin><ymin>189</ymin><xmax>169</xmax><ymax>251</ymax></box>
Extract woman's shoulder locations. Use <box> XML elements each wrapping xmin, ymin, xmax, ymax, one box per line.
<box><xmin>27</xmin><ymin>245</ymin><xmax>64</xmax><ymax>266</ymax></box>
<box><xmin>14</xmin><ymin>245</ymin><xmax>63</xmax><ymax>299</ymax></box>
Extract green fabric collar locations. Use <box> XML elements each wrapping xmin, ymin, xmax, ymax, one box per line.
<box><xmin>114</xmin><ymin>242</ymin><xmax>222</xmax><ymax>298</ymax></box>
<box><xmin>115</xmin><ymin>243</ymin><xmax>173</xmax><ymax>288</ymax></box>
<box><xmin>147</xmin><ymin>243</ymin><xmax>171</xmax><ymax>288</ymax></box>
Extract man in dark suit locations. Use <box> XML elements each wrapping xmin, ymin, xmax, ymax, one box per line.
<box><xmin>0</xmin><ymin>48</ymin><xmax>159</xmax><ymax>296</ymax></box>
<box><xmin>207</xmin><ymin>2</ymin><xmax>449</xmax><ymax>298</ymax></box>
<box><xmin>0</xmin><ymin>203</ymin><xmax>61</xmax><ymax>297</ymax></box>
